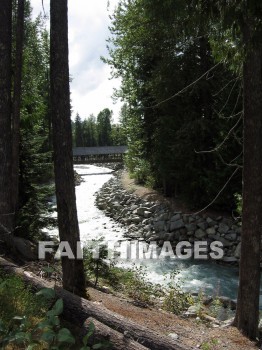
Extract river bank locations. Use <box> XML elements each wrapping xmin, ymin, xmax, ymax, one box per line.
<box><xmin>96</xmin><ymin>170</ymin><xmax>242</xmax><ymax>266</ymax></box>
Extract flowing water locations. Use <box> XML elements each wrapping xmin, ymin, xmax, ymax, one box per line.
<box><xmin>47</xmin><ymin>164</ymin><xmax>261</xmax><ymax>304</ymax></box>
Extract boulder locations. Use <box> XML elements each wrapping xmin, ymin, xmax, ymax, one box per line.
<box><xmin>170</xmin><ymin>213</ymin><xmax>181</xmax><ymax>221</ymax></box>
<box><xmin>222</xmin><ymin>256</ymin><xmax>238</xmax><ymax>263</ymax></box>
<box><xmin>197</xmin><ymin>222</ymin><xmax>208</xmax><ymax>230</ymax></box>
<box><xmin>234</xmin><ymin>242</ymin><xmax>241</xmax><ymax>258</ymax></box>
<box><xmin>13</xmin><ymin>236</ymin><xmax>38</xmax><ymax>260</ymax></box>
<box><xmin>154</xmin><ymin>221</ymin><xmax>166</xmax><ymax>232</ymax></box>
<box><xmin>206</xmin><ymin>227</ymin><xmax>216</xmax><ymax>235</ymax></box>
<box><xmin>226</xmin><ymin>232</ymin><xmax>237</xmax><ymax>241</ymax></box>
<box><xmin>185</xmin><ymin>223</ymin><xmax>197</xmax><ymax>231</ymax></box>
<box><xmin>170</xmin><ymin>219</ymin><xmax>184</xmax><ymax>231</ymax></box>
<box><xmin>218</xmin><ymin>223</ymin><xmax>230</xmax><ymax>234</ymax></box>
<box><xmin>195</xmin><ymin>229</ymin><xmax>206</xmax><ymax>239</ymax></box>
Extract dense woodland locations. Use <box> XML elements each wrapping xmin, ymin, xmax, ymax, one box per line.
<box><xmin>72</xmin><ymin>109</ymin><xmax>126</xmax><ymax>147</ymax></box>
<box><xmin>105</xmin><ymin>0</ymin><xmax>262</xmax><ymax>339</ymax></box>
<box><xmin>0</xmin><ymin>0</ymin><xmax>261</xmax><ymax>345</ymax></box>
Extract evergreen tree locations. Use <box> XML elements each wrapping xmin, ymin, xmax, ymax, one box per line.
<box><xmin>50</xmin><ymin>0</ymin><xmax>86</xmax><ymax>295</ymax></box>
<box><xmin>17</xmin><ymin>3</ymin><xmax>54</xmax><ymax>239</ymax></box>
<box><xmin>0</xmin><ymin>0</ymin><xmax>13</xmax><ymax>244</ymax></box>
<box><xmin>82</xmin><ymin>114</ymin><xmax>98</xmax><ymax>147</ymax></box>
<box><xmin>97</xmin><ymin>108</ymin><xmax>112</xmax><ymax>146</ymax></box>
<box><xmin>74</xmin><ymin>113</ymin><xmax>84</xmax><ymax>147</ymax></box>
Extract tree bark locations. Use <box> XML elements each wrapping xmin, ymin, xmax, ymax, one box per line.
<box><xmin>0</xmin><ymin>258</ymin><xmax>191</xmax><ymax>350</ymax></box>
<box><xmin>81</xmin><ymin>317</ymin><xmax>150</xmax><ymax>350</ymax></box>
<box><xmin>50</xmin><ymin>0</ymin><xmax>86</xmax><ymax>295</ymax></box>
<box><xmin>233</xmin><ymin>19</ymin><xmax>262</xmax><ymax>339</ymax></box>
<box><xmin>0</xmin><ymin>0</ymin><xmax>13</xmax><ymax>245</ymax></box>
<box><xmin>12</xmin><ymin>0</ymin><xmax>25</xmax><ymax>217</ymax></box>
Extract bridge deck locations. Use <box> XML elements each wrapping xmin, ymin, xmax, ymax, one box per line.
<box><xmin>73</xmin><ymin>146</ymin><xmax>127</xmax><ymax>163</ymax></box>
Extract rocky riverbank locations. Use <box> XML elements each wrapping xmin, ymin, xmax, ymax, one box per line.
<box><xmin>95</xmin><ymin>171</ymin><xmax>242</xmax><ymax>266</ymax></box>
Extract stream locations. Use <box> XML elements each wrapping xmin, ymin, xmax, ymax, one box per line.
<box><xmin>46</xmin><ymin>164</ymin><xmax>261</xmax><ymax>305</ymax></box>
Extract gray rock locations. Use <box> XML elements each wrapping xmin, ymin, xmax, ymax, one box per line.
<box><xmin>170</xmin><ymin>219</ymin><xmax>184</xmax><ymax>231</ymax></box>
<box><xmin>143</xmin><ymin>211</ymin><xmax>152</xmax><ymax>218</ymax></box>
<box><xmin>222</xmin><ymin>256</ymin><xmax>238</xmax><ymax>263</ymax></box>
<box><xmin>188</xmin><ymin>216</ymin><xmax>195</xmax><ymax>223</ymax></box>
<box><xmin>197</xmin><ymin>222</ymin><xmax>208</xmax><ymax>230</ymax></box>
<box><xmin>209</xmin><ymin>234</ymin><xmax>232</xmax><ymax>247</ymax></box>
<box><xmin>218</xmin><ymin>296</ymin><xmax>231</xmax><ymax>307</ymax></box>
<box><xmin>13</xmin><ymin>237</ymin><xmax>38</xmax><ymax>260</ymax></box>
<box><xmin>168</xmin><ymin>333</ymin><xmax>179</xmax><ymax>340</ymax></box>
<box><xmin>158</xmin><ymin>213</ymin><xmax>169</xmax><ymax>221</ymax></box>
<box><xmin>234</xmin><ymin>242</ymin><xmax>241</xmax><ymax>258</ymax></box>
<box><xmin>187</xmin><ymin>231</ymin><xmax>194</xmax><ymax>236</ymax></box>
<box><xmin>148</xmin><ymin>235</ymin><xmax>160</xmax><ymax>242</ymax></box>
<box><xmin>222</xmin><ymin>218</ymin><xmax>233</xmax><ymax>227</ymax></box>
<box><xmin>218</xmin><ymin>223</ymin><xmax>230</xmax><ymax>234</ymax></box>
<box><xmin>216</xmin><ymin>307</ymin><xmax>229</xmax><ymax>321</ymax></box>
<box><xmin>170</xmin><ymin>213</ymin><xmax>181</xmax><ymax>221</ymax></box>
<box><xmin>131</xmin><ymin>216</ymin><xmax>143</xmax><ymax>224</ymax></box>
<box><xmin>183</xmin><ymin>305</ymin><xmax>200</xmax><ymax>317</ymax></box>
<box><xmin>195</xmin><ymin>229</ymin><xmax>206</xmax><ymax>239</ymax></box>
<box><xmin>206</xmin><ymin>217</ymin><xmax>214</xmax><ymax>224</ymax></box>
<box><xmin>185</xmin><ymin>223</ymin><xmax>197</xmax><ymax>231</ymax></box>
<box><xmin>206</xmin><ymin>227</ymin><xmax>216</xmax><ymax>235</ymax></box>
<box><xmin>168</xmin><ymin>231</ymin><xmax>180</xmax><ymax>241</ymax></box>
<box><xmin>226</xmin><ymin>232</ymin><xmax>237</xmax><ymax>241</ymax></box>
<box><xmin>154</xmin><ymin>221</ymin><xmax>166</xmax><ymax>232</ymax></box>
<box><xmin>134</xmin><ymin>207</ymin><xmax>149</xmax><ymax>216</ymax></box>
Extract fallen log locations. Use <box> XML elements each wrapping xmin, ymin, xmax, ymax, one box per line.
<box><xmin>81</xmin><ymin>317</ymin><xmax>149</xmax><ymax>350</ymax></box>
<box><xmin>0</xmin><ymin>257</ymin><xmax>191</xmax><ymax>350</ymax></box>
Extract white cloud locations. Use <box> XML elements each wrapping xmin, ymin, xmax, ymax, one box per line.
<box><xmin>30</xmin><ymin>0</ymin><xmax>122</xmax><ymax>122</ymax></box>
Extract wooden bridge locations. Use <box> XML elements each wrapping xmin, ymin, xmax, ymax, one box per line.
<box><xmin>73</xmin><ymin>146</ymin><xmax>128</xmax><ymax>163</ymax></box>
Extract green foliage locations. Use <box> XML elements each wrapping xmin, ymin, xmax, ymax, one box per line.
<box><xmin>80</xmin><ymin>321</ymin><xmax>111</xmax><ymax>350</ymax></box>
<box><xmin>200</xmin><ymin>338</ymin><xmax>219</xmax><ymax>350</ymax></box>
<box><xmin>97</xmin><ymin>108</ymin><xmax>112</xmax><ymax>146</ymax></box>
<box><xmin>234</xmin><ymin>193</ymin><xmax>242</xmax><ymax>216</ymax></box>
<box><xmin>16</xmin><ymin>5</ymin><xmax>56</xmax><ymax>240</ymax></box>
<box><xmin>72</xmin><ymin>109</ymin><xmax>126</xmax><ymax>147</ymax></box>
<box><xmin>131</xmin><ymin>158</ymin><xmax>155</xmax><ymax>188</ymax></box>
<box><xmin>104</xmin><ymin>0</ymin><xmax>243</xmax><ymax>210</ymax></box>
<box><xmin>162</xmin><ymin>272</ymin><xmax>194</xmax><ymax>315</ymax></box>
<box><xmin>0</xmin><ymin>273</ymin><xmax>111</xmax><ymax>350</ymax></box>
<box><xmin>0</xmin><ymin>272</ymin><xmax>47</xmax><ymax>328</ymax></box>
<box><xmin>83</xmin><ymin>239</ymin><xmax>111</xmax><ymax>287</ymax></box>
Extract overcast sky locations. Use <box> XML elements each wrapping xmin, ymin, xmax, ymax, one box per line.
<box><xmin>31</xmin><ymin>0</ymin><xmax>122</xmax><ymax>122</ymax></box>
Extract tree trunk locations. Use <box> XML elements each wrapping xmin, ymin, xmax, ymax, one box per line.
<box><xmin>234</xmin><ymin>20</ymin><xmax>262</xmax><ymax>339</ymax></box>
<box><xmin>50</xmin><ymin>0</ymin><xmax>86</xmax><ymax>295</ymax></box>
<box><xmin>12</xmin><ymin>0</ymin><xmax>25</xmax><ymax>218</ymax></box>
<box><xmin>0</xmin><ymin>258</ymin><xmax>190</xmax><ymax>350</ymax></box>
<box><xmin>81</xmin><ymin>317</ymin><xmax>150</xmax><ymax>350</ymax></box>
<box><xmin>0</xmin><ymin>0</ymin><xmax>13</xmax><ymax>245</ymax></box>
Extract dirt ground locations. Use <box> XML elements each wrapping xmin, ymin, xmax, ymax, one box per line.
<box><xmin>88</xmin><ymin>287</ymin><xmax>257</xmax><ymax>350</ymax></box>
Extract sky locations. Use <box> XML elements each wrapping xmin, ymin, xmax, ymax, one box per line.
<box><xmin>30</xmin><ymin>0</ymin><xmax>122</xmax><ymax>122</ymax></box>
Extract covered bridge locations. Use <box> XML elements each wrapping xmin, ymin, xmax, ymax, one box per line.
<box><xmin>73</xmin><ymin>146</ymin><xmax>128</xmax><ymax>163</ymax></box>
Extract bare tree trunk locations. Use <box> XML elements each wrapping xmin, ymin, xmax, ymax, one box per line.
<box><xmin>0</xmin><ymin>0</ymin><xmax>13</xmax><ymax>245</ymax></box>
<box><xmin>0</xmin><ymin>257</ymin><xmax>190</xmax><ymax>350</ymax></box>
<box><xmin>50</xmin><ymin>0</ymin><xmax>86</xmax><ymax>296</ymax></box>
<box><xmin>234</xmin><ymin>19</ymin><xmax>262</xmax><ymax>339</ymax></box>
<box><xmin>12</xmin><ymin>0</ymin><xmax>25</xmax><ymax>219</ymax></box>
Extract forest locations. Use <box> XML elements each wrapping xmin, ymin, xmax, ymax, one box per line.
<box><xmin>0</xmin><ymin>0</ymin><xmax>261</xmax><ymax>349</ymax></box>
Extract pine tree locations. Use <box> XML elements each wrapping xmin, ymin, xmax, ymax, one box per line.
<box><xmin>0</xmin><ymin>0</ymin><xmax>13</xmax><ymax>245</ymax></box>
<box><xmin>50</xmin><ymin>0</ymin><xmax>86</xmax><ymax>295</ymax></box>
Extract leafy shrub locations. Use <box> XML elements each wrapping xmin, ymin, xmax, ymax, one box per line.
<box><xmin>162</xmin><ymin>272</ymin><xmax>194</xmax><ymax>315</ymax></box>
<box><xmin>0</xmin><ymin>275</ymin><xmax>111</xmax><ymax>349</ymax></box>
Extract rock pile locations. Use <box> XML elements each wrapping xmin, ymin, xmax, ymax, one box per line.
<box><xmin>96</xmin><ymin>174</ymin><xmax>242</xmax><ymax>265</ymax></box>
